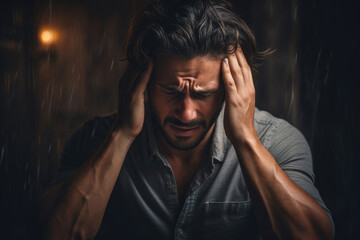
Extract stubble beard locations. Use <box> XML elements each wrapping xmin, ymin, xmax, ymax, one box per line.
<box><xmin>150</xmin><ymin>103</ymin><xmax>223</xmax><ymax>151</ymax></box>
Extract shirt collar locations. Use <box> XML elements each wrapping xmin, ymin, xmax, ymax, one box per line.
<box><xmin>209</xmin><ymin>104</ymin><xmax>231</xmax><ymax>163</ymax></box>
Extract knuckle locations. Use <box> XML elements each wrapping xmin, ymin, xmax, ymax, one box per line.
<box><xmin>246</xmin><ymin>90</ymin><xmax>254</xmax><ymax>98</ymax></box>
<box><xmin>243</xmin><ymin>64</ymin><xmax>251</xmax><ymax>72</ymax></box>
<box><xmin>227</xmin><ymin>81</ymin><xmax>235</xmax><ymax>88</ymax></box>
<box><xmin>234</xmin><ymin>67</ymin><xmax>242</xmax><ymax>76</ymax></box>
<box><xmin>249</xmin><ymin>87</ymin><xmax>255</xmax><ymax>95</ymax></box>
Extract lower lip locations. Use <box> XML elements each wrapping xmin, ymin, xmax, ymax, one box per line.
<box><xmin>169</xmin><ymin>124</ymin><xmax>199</xmax><ymax>137</ymax></box>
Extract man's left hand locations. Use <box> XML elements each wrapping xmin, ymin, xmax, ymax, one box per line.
<box><xmin>221</xmin><ymin>46</ymin><xmax>257</xmax><ymax>144</ymax></box>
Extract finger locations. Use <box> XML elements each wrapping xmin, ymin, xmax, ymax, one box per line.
<box><xmin>236</xmin><ymin>46</ymin><xmax>254</xmax><ymax>88</ymax></box>
<box><xmin>221</xmin><ymin>58</ymin><xmax>238</xmax><ymax>96</ymax></box>
<box><xmin>228</xmin><ymin>49</ymin><xmax>245</xmax><ymax>89</ymax></box>
<box><xmin>134</xmin><ymin>61</ymin><xmax>153</xmax><ymax>95</ymax></box>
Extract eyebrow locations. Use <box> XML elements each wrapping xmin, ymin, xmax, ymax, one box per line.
<box><xmin>158</xmin><ymin>83</ymin><xmax>217</xmax><ymax>94</ymax></box>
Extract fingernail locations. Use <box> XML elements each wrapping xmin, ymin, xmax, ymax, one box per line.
<box><xmin>224</xmin><ymin>58</ymin><xmax>228</xmax><ymax>65</ymax></box>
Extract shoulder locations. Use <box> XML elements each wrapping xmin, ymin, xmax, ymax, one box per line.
<box><xmin>49</xmin><ymin>113</ymin><xmax>116</xmax><ymax>185</ymax></box>
<box><xmin>254</xmin><ymin>108</ymin><xmax>307</xmax><ymax>147</ymax></box>
<box><xmin>254</xmin><ymin>108</ymin><xmax>289</xmax><ymax>143</ymax></box>
<box><xmin>254</xmin><ymin>108</ymin><xmax>312</xmax><ymax>168</ymax></box>
<box><xmin>61</xmin><ymin>112</ymin><xmax>117</xmax><ymax>167</ymax></box>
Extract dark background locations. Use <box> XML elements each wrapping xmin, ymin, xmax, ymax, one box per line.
<box><xmin>1</xmin><ymin>0</ymin><xmax>358</xmax><ymax>239</ymax></box>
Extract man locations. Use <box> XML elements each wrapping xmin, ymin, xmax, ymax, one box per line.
<box><xmin>37</xmin><ymin>0</ymin><xmax>334</xmax><ymax>239</ymax></box>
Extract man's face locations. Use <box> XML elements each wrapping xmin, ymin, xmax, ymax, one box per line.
<box><xmin>149</xmin><ymin>54</ymin><xmax>224</xmax><ymax>150</ymax></box>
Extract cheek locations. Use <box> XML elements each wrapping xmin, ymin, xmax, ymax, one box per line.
<box><xmin>205</xmin><ymin>92</ymin><xmax>224</xmax><ymax>116</ymax></box>
<box><xmin>197</xmin><ymin>97</ymin><xmax>221</xmax><ymax>118</ymax></box>
<box><xmin>209</xmin><ymin>90</ymin><xmax>224</xmax><ymax>107</ymax></box>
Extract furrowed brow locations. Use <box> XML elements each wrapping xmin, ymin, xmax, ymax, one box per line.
<box><xmin>158</xmin><ymin>83</ymin><xmax>217</xmax><ymax>94</ymax></box>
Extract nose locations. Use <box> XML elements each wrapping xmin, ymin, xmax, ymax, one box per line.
<box><xmin>175</xmin><ymin>94</ymin><xmax>198</xmax><ymax>123</ymax></box>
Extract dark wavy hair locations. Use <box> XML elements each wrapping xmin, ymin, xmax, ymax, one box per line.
<box><xmin>125</xmin><ymin>0</ymin><xmax>269</xmax><ymax>73</ymax></box>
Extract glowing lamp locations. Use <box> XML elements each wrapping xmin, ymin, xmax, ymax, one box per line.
<box><xmin>40</xmin><ymin>29</ymin><xmax>57</xmax><ymax>45</ymax></box>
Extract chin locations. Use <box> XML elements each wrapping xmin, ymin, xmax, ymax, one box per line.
<box><xmin>162</xmin><ymin>129</ymin><xmax>207</xmax><ymax>150</ymax></box>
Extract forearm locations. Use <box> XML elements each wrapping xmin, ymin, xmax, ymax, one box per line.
<box><xmin>221</xmin><ymin>46</ymin><xmax>332</xmax><ymax>239</ymax></box>
<box><xmin>234</xmin><ymin>136</ymin><xmax>333</xmax><ymax>240</ymax></box>
<box><xmin>38</xmin><ymin>129</ymin><xmax>134</xmax><ymax>239</ymax></box>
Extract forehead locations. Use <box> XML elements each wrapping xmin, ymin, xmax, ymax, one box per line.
<box><xmin>154</xmin><ymin>54</ymin><xmax>222</xmax><ymax>87</ymax></box>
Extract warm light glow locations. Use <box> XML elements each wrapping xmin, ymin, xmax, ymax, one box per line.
<box><xmin>41</xmin><ymin>31</ymin><xmax>52</xmax><ymax>43</ymax></box>
<box><xmin>40</xmin><ymin>29</ymin><xmax>57</xmax><ymax>45</ymax></box>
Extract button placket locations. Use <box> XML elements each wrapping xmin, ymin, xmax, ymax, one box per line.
<box><xmin>162</xmin><ymin>166</ymin><xmax>178</xmax><ymax>215</ymax></box>
<box><xmin>174</xmin><ymin>193</ymin><xmax>197</xmax><ymax>240</ymax></box>
<box><xmin>166</xmin><ymin>179</ymin><xmax>173</xmax><ymax>188</ymax></box>
<box><xmin>175</xmin><ymin>228</ymin><xmax>186</xmax><ymax>240</ymax></box>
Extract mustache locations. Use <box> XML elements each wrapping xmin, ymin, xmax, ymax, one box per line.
<box><xmin>164</xmin><ymin>117</ymin><xmax>206</xmax><ymax>128</ymax></box>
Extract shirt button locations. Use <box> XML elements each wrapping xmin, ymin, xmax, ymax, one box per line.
<box><xmin>166</xmin><ymin>181</ymin><xmax>172</xmax><ymax>187</ymax></box>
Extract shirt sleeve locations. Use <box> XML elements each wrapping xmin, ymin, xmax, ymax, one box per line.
<box><xmin>50</xmin><ymin>114</ymin><xmax>116</xmax><ymax>186</ymax></box>
<box><xmin>266</xmin><ymin>119</ymin><xmax>335</xmax><ymax>235</ymax></box>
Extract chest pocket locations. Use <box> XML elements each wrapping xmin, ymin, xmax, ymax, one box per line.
<box><xmin>201</xmin><ymin>201</ymin><xmax>261</xmax><ymax>240</ymax></box>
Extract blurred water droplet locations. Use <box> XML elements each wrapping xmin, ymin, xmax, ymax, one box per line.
<box><xmin>0</xmin><ymin>147</ymin><xmax>4</xmax><ymax>166</ymax></box>
<box><xmin>68</xmin><ymin>82</ymin><xmax>75</xmax><ymax>107</ymax></box>
<box><xmin>110</xmin><ymin>59</ymin><xmax>114</xmax><ymax>70</ymax></box>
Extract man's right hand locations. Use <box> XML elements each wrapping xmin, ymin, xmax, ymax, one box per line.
<box><xmin>115</xmin><ymin>62</ymin><xmax>153</xmax><ymax>139</ymax></box>
<box><xmin>37</xmin><ymin>62</ymin><xmax>153</xmax><ymax>239</ymax></box>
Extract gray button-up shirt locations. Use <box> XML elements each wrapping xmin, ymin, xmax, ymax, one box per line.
<box><xmin>55</xmin><ymin>106</ymin><xmax>333</xmax><ymax>239</ymax></box>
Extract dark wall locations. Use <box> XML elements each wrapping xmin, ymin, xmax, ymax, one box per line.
<box><xmin>241</xmin><ymin>0</ymin><xmax>359</xmax><ymax>238</ymax></box>
<box><xmin>297</xmin><ymin>1</ymin><xmax>358</xmax><ymax>238</ymax></box>
<box><xmin>1</xmin><ymin>0</ymin><xmax>358</xmax><ymax>239</ymax></box>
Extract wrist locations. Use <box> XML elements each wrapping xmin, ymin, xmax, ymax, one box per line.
<box><xmin>232</xmin><ymin>134</ymin><xmax>263</xmax><ymax>163</ymax></box>
<box><xmin>230</xmin><ymin>126</ymin><xmax>262</xmax><ymax>152</ymax></box>
<box><xmin>111</xmin><ymin>128</ymin><xmax>136</xmax><ymax>145</ymax></box>
<box><xmin>235</xmin><ymin>134</ymin><xmax>260</xmax><ymax>148</ymax></box>
<box><xmin>229</xmin><ymin>126</ymin><xmax>258</xmax><ymax>146</ymax></box>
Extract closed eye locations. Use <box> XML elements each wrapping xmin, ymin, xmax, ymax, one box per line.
<box><xmin>192</xmin><ymin>92</ymin><xmax>210</xmax><ymax>99</ymax></box>
<box><xmin>163</xmin><ymin>89</ymin><xmax>182</xmax><ymax>96</ymax></box>
<box><xmin>192</xmin><ymin>91</ymin><xmax>216</xmax><ymax>100</ymax></box>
